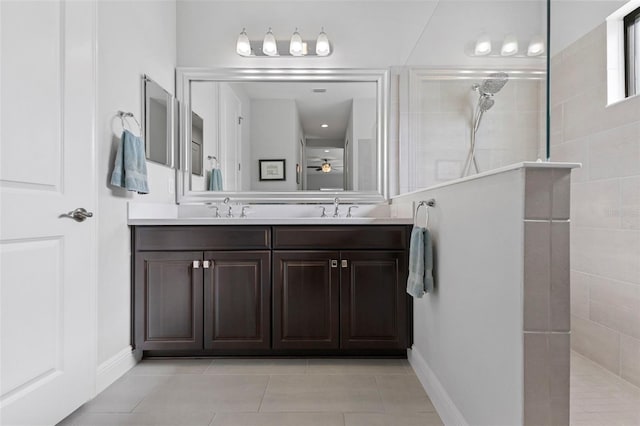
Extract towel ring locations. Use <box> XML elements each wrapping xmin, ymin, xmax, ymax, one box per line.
<box><xmin>415</xmin><ymin>199</ymin><xmax>436</xmax><ymax>228</ymax></box>
<box><xmin>207</xmin><ymin>155</ymin><xmax>219</xmax><ymax>167</ymax></box>
<box><xmin>117</xmin><ymin>111</ymin><xmax>142</xmax><ymax>135</ymax></box>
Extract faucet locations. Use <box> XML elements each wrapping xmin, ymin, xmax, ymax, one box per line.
<box><xmin>207</xmin><ymin>204</ymin><xmax>220</xmax><ymax>218</ymax></box>
<box><xmin>347</xmin><ymin>205</ymin><xmax>359</xmax><ymax>218</ymax></box>
<box><xmin>240</xmin><ymin>206</ymin><xmax>251</xmax><ymax>218</ymax></box>
<box><xmin>333</xmin><ymin>197</ymin><xmax>340</xmax><ymax>218</ymax></box>
<box><xmin>317</xmin><ymin>206</ymin><xmax>327</xmax><ymax>218</ymax></box>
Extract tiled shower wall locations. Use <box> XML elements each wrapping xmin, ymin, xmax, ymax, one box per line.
<box><xmin>408</xmin><ymin>77</ymin><xmax>544</xmax><ymax>191</ymax></box>
<box><xmin>551</xmin><ymin>24</ymin><xmax>640</xmax><ymax>387</ymax></box>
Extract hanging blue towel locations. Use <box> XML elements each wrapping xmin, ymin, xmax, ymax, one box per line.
<box><xmin>407</xmin><ymin>226</ymin><xmax>434</xmax><ymax>298</ymax></box>
<box><xmin>209</xmin><ymin>168</ymin><xmax>223</xmax><ymax>191</ymax></box>
<box><xmin>110</xmin><ymin>129</ymin><xmax>149</xmax><ymax>194</ymax></box>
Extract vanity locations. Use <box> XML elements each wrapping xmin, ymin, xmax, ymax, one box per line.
<box><xmin>132</xmin><ymin>222</ymin><xmax>413</xmax><ymax>358</ymax></box>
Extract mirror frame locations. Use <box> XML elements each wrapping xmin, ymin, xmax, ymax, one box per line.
<box><xmin>175</xmin><ymin>68</ymin><xmax>389</xmax><ymax>203</ymax></box>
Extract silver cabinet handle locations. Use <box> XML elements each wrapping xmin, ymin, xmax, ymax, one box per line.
<box><xmin>193</xmin><ymin>260</ymin><xmax>200</xmax><ymax>269</ymax></box>
<box><xmin>331</xmin><ymin>260</ymin><xmax>338</xmax><ymax>268</ymax></box>
<box><xmin>203</xmin><ymin>260</ymin><xmax>211</xmax><ymax>269</ymax></box>
<box><xmin>341</xmin><ymin>260</ymin><xmax>348</xmax><ymax>268</ymax></box>
<box><xmin>63</xmin><ymin>208</ymin><xmax>94</xmax><ymax>222</ymax></box>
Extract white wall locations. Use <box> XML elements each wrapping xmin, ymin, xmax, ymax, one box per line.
<box><xmin>250</xmin><ymin>99</ymin><xmax>299</xmax><ymax>191</ymax></box>
<box><xmin>351</xmin><ymin>98</ymin><xmax>377</xmax><ymax>191</ymax></box>
<box><xmin>96</xmin><ymin>0</ymin><xmax>176</xmax><ymax>389</ymax></box>
<box><xmin>393</xmin><ymin>169</ymin><xmax>526</xmax><ymax>425</ymax></box>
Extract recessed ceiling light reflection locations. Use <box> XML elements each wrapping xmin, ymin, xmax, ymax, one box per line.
<box><xmin>321</xmin><ymin>124</ymin><xmax>329</xmax><ymax>128</ymax></box>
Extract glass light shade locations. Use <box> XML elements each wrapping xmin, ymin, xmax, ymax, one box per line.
<box><xmin>474</xmin><ymin>34</ymin><xmax>492</xmax><ymax>56</ymax></box>
<box><xmin>321</xmin><ymin>162</ymin><xmax>332</xmax><ymax>173</ymax></box>
<box><xmin>527</xmin><ymin>36</ymin><xmax>545</xmax><ymax>56</ymax></box>
<box><xmin>316</xmin><ymin>30</ymin><xmax>331</xmax><ymax>56</ymax></box>
<box><xmin>263</xmin><ymin>28</ymin><xmax>278</xmax><ymax>56</ymax></box>
<box><xmin>236</xmin><ymin>29</ymin><xmax>251</xmax><ymax>56</ymax></box>
<box><xmin>501</xmin><ymin>35</ymin><xmax>518</xmax><ymax>56</ymax></box>
<box><xmin>290</xmin><ymin>29</ymin><xmax>304</xmax><ymax>56</ymax></box>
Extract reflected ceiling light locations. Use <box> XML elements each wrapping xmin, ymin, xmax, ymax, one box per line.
<box><xmin>501</xmin><ymin>34</ymin><xmax>518</xmax><ymax>56</ymax></box>
<box><xmin>527</xmin><ymin>35</ymin><xmax>545</xmax><ymax>56</ymax></box>
<box><xmin>321</xmin><ymin>160</ymin><xmax>332</xmax><ymax>173</ymax></box>
<box><xmin>316</xmin><ymin>28</ymin><xmax>331</xmax><ymax>56</ymax></box>
<box><xmin>324</xmin><ymin>149</ymin><xmax>330</xmax><ymax>153</ymax></box>
<box><xmin>474</xmin><ymin>33</ymin><xmax>492</xmax><ymax>56</ymax></box>
<box><xmin>262</xmin><ymin>28</ymin><xmax>278</xmax><ymax>56</ymax></box>
<box><xmin>321</xmin><ymin>123</ymin><xmax>329</xmax><ymax>128</ymax></box>
<box><xmin>290</xmin><ymin>28</ymin><xmax>304</xmax><ymax>56</ymax></box>
<box><xmin>236</xmin><ymin>28</ymin><xmax>252</xmax><ymax>56</ymax></box>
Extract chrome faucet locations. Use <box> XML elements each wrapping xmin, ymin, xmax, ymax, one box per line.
<box><xmin>240</xmin><ymin>206</ymin><xmax>251</xmax><ymax>218</ymax></box>
<box><xmin>226</xmin><ymin>206</ymin><xmax>233</xmax><ymax>218</ymax></box>
<box><xmin>333</xmin><ymin>197</ymin><xmax>340</xmax><ymax>218</ymax></box>
<box><xmin>207</xmin><ymin>204</ymin><xmax>220</xmax><ymax>218</ymax></box>
<box><xmin>347</xmin><ymin>205</ymin><xmax>359</xmax><ymax>218</ymax></box>
<box><xmin>317</xmin><ymin>206</ymin><xmax>327</xmax><ymax>218</ymax></box>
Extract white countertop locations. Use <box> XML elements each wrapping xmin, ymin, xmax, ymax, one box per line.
<box><xmin>128</xmin><ymin>217</ymin><xmax>413</xmax><ymax>226</ymax></box>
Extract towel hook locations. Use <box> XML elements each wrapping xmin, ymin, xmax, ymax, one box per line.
<box><xmin>415</xmin><ymin>199</ymin><xmax>436</xmax><ymax>228</ymax></box>
<box><xmin>207</xmin><ymin>155</ymin><xmax>219</xmax><ymax>168</ymax></box>
<box><xmin>117</xmin><ymin>110</ymin><xmax>142</xmax><ymax>135</ymax></box>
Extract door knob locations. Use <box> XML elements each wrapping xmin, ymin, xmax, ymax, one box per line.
<box><xmin>63</xmin><ymin>208</ymin><xmax>94</xmax><ymax>222</ymax></box>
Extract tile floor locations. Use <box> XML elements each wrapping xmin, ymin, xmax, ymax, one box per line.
<box><xmin>60</xmin><ymin>352</ymin><xmax>640</xmax><ymax>426</ymax></box>
<box><xmin>59</xmin><ymin>358</ymin><xmax>443</xmax><ymax>426</ymax></box>
<box><xmin>570</xmin><ymin>351</ymin><xmax>640</xmax><ymax>426</ymax></box>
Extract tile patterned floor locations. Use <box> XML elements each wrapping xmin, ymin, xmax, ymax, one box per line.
<box><xmin>60</xmin><ymin>353</ymin><xmax>640</xmax><ymax>426</ymax></box>
<box><xmin>570</xmin><ymin>351</ymin><xmax>640</xmax><ymax>426</ymax></box>
<box><xmin>59</xmin><ymin>359</ymin><xmax>443</xmax><ymax>426</ymax></box>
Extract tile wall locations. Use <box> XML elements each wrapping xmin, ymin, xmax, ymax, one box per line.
<box><xmin>550</xmin><ymin>23</ymin><xmax>640</xmax><ymax>388</ymax></box>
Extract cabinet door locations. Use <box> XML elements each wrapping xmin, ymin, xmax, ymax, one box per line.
<box><xmin>203</xmin><ymin>251</ymin><xmax>270</xmax><ymax>350</ymax></box>
<box><xmin>273</xmin><ymin>251</ymin><xmax>340</xmax><ymax>349</ymax></box>
<box><xmin>340</xmin><ymin>251</ymin><xmax>408</xmax><ymax>349</ymax></box>
<box><xmin>134</xmin><ymin>251</ymin><xmax>203</xmax><ymax>351</ymax></box>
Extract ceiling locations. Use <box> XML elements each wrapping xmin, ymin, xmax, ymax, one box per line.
<box><xmin>233</xmin><ymin>81</ymin><xmax>376</xmax><ymax>139</ymax></box>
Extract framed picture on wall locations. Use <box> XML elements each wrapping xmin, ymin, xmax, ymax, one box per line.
<box><xmin>259</xmin><ymin>159</ymin><xmax>286</xmax><ymax>181</ymax></box>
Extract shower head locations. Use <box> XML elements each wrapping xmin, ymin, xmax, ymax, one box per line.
<box><xmin>478</xmin><ymin>96</ymin><xmax>495</xmax><ymax>112</ymax></box>
<box><xmin>478</xmin><ymin>72</ymin><xmax>509</xmax><ymax>95</ymax></box>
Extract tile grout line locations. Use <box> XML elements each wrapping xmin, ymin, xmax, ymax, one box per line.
<box><xmin>256</xmin><ymin>375</ymin><xmax>271</xmax><ymax>413</ymax></box>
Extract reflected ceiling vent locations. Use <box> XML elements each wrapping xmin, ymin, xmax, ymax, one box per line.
<box><xmin>312</xmin><ymin>88</ymin><xmax>327</xmax><ymax>93</ymax></box>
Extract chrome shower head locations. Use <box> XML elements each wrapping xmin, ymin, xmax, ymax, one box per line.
<box><xmin>478</xmin><ymin>96</ymin><xmax>495</xmax><ymax>112</ymax></box>
<box><xmin>478</xmin><ymin>72</ymin><xmax>509</xmax><ymax>95</ymax></box>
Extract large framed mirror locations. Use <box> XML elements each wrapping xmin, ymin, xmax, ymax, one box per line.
<box><xmin>175</xmin><ymin>68</ymin><xmax>388</xmax><ymax>203</ymax></box>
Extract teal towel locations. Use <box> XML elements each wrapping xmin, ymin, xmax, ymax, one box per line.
<box><xmin>209</xmin><ymin>168</ymin><xmax>223</xmax><ymax>191</ymax></box>
<box><xmin>407</xmin><ymin>226</ymin><xmax>434</xmax><ymax>298</ymax></box>
<box><xmin>110</xmin><ymin>130</ymin><xmax>149</xmax><ymax>194</ymax></box>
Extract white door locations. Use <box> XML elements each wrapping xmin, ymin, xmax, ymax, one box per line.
<box><xmin>1</xmin><ymin>1</ymin><xmax>96</xmax><ymax>425</ymax></box>
<box><xmin>219</xmin><ymin>84</ymin><xmax>242</xmax><ymax>191</ymax></box>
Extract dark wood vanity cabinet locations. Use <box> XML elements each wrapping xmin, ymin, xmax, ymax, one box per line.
<box><xmin>133</xmin><ymin>225</ymin><xmax>411</xmax><ymax>357</ymax></box>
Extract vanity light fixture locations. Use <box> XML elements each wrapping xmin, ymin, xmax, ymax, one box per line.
<box><xmin>290</xmin><ymin>28</ymin><xmax>304</xmax><ymax>56</ymax></box>
<box><xmin>236</xmin><ymin>28</ymin><xmax>252</xmax><ymax>56</ymax></box>
<box><xmin>474</xmin><ymin>33</ymin><xmax>492</xmax><ymax>56</ymax></box>
<box><xmin>236</xmin><ymin>28</ymin><xmax>332</xmax><ymax>57</ymax></box>
<box><xmin>501</xmin><ymin>34</ymin><xmax>519</xmax><ymax>56</ymax></box>
<box><xmin>316</xmin><ymin>28</ymin><xmax>331</xmax><ymax>56</ymax></box>
<box><xmin>527</xmin><ymin>35</ymin><xmax>545</xmax><ymax>56</ymax></box>
<box><xmin>262</xmin><ymin>27</ymin><xmax>278</xmax><ymax>56</ymax></box>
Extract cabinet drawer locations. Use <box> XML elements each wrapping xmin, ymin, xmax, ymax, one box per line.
<box><xmin>134</xmin><ymin>226</ymin><xmax>271</xmax><ymax>251</ymax></box>
<box><xmin>273</xmin><ymin>226</ymin><xmax>409</xmax><ymax>250</ymax></box>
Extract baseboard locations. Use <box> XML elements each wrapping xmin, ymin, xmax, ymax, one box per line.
<box><xmin>408</xmin><ymin>347</ymin><xmax>468</xmax><ymax>426</ymax></box>
<box><xmin>95</xmin><ymin>345</ymin><xmax>137</xmax><ymax>395</ymax></box>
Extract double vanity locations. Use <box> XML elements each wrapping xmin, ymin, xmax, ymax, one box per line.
<box><xmin>130</xmin><ymin>204</ymin><xmax>414</xmax><ymax>359</ymax></box>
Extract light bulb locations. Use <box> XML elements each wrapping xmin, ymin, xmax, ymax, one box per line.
<box><xmin>321</xmin><ymin>162</ymin><xmax>331</xmax><ymax>173</ymax></box>
<box><xmin>236</xmin><ymin>28</ymin><xmax>251</xmax><ymax>56</ymax></box>
<box><xmin>474</xmin><ymin>33</ymin><xmax>492</xmax><ymax>56</ymax></box>
<box><xmin>501</xmin><ymin>34</ymin><xmax>518</xmax><ymax>56</ymax></box>
<box><xmin>290</xmin><ymin>28</ymin><xmax>304</xmax><ymax>56</ymax></box>
<box><xmin>263</xmin><ymin>28</ymin><xmax>278</xmax><ymax>56</ymax></box>
<box><xmin>316</xmin><ymin>28</ymin><xmax>331</xmax><ymax>56</ymax></box>
<box><xmin>527</xmin><ymin>35</ymin><xmax>545</xmax><ymax>56</ymax></box>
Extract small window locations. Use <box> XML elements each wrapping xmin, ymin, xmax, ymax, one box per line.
<box><xmin>624</xmin><ymin>6</ymin><xmax>640</xmax><ymax>96</ymax></box>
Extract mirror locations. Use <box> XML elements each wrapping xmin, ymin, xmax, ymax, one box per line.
<box><xmin>176</xmin><ymin>69</ymin><xmax>388</xmax><ymax>203</ymax></box>
<box><xmin>143</xmin><ymin>75</ymin><xmax>175</xmax><ymax>167</ymax></box>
